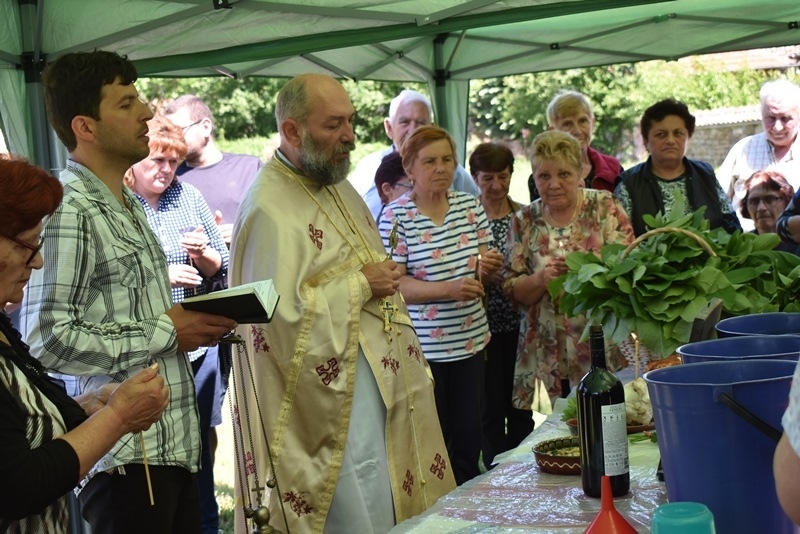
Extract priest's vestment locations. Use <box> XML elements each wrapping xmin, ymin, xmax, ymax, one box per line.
<box><xmin>229</xmin><ymin>154</ymin><xmax>456</xmax><ymax>533</ymax></box>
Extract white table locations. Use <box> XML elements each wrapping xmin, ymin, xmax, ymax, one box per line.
<box><xmin>392</xmin><ymin>397</ymin><xmax>666</xmax><ymax>533</ymax></box>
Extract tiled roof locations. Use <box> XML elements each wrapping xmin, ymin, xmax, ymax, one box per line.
<box><xmin>679</xmin><ymin>46</ymin><xmax>800</xmax><ymax>72</ymax></box>
<box><xmin>694</xmin><ymin>105</ymin><xmax>761</xmax><ymax>127</ymax></box>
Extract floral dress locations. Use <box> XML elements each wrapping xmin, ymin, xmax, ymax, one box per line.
<box><xmin>503</xmin><ymin>189</ymin><xmax>635</xmax><ymax>406</ymax></box>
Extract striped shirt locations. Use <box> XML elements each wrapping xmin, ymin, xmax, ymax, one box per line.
<box><xmin>783</xmin><ymin>359</ymin><xmax>800</xmax><ymax>457</ymax></box>
<box><xmin>0</xmin><ymin>345</ymin><xmax>69</xmax><ymax>533</ymax></box>
<box><xmin>379</xmin><ymin>191</ymin><xmax>492</xmax><ymax>362</ymax></box>
<box><xmin>133</xmin><ymin>181</ymin><xmax>228</xmax><ymax>362</ymax></box>
<box><xmin>20</xmin><ymin>161</ymin><xmax>200</xmax><ymax>482</ymax></box>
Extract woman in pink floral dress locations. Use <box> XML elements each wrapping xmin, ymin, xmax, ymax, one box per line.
<box><xmin>378</xmin><ymin>126</ymin><xmax>503</xmax><ymax>485</ymax></box>
<box><xmin>504</xmin><ymin>130</ymin><xmax>634</xmax><ymax>414</ymax></box>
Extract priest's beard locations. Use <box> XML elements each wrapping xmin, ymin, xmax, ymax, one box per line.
<box><xmin>299</xmin><ymin>130</ymin><xmax>355</xmax><ymax>186</ymax></box>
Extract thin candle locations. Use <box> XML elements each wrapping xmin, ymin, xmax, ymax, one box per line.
<box><xmin>140</xmin><ymin>432</ymin><xmax>154</xmax><ymax>505</ymax></box>
<box><xmin>475</xmin><ymin>253</ymin><xmax>481</xmax><ymax>281</ymax></box>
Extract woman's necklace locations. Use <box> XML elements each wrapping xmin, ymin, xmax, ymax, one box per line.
<box><xmin>543</xmin><ymin>190</ymin><xmax>583</xmax><ymax>252</ymax></box>
<box><xmin>543</xmin><ymin>189</ymin><xmax>583</xmax><ymax>228</ymax></box>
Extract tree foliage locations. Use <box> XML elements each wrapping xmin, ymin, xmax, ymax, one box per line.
<box><xmin>138</xmin><ymin>76</ymin><xmax>426</xmax><ymax>144</ymax></box>
<box><xmin>138</xmin><ymin>61</ymin><xmax>798</xmax><ymax>158</ymax></box>
<box><xmin>470</xmin><ymin>61</ymin><xmax>798</xmax><ymax>158</ymax></box>
<box><xmin>138</xmin><ymin>76</ymin><xmax>283</xmax><ymax>140</ymax></box>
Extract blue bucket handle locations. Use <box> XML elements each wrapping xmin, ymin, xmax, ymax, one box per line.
<box><xmin>713</xmin><ymin>388</ymin><xmax>781</xmax><ymax>443</ymax></box>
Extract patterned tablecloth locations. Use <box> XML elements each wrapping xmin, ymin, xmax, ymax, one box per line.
<box><xmin>391</xmin><ymin>378</ymin><xmax>666</xmax><ymax>533</ymax></box>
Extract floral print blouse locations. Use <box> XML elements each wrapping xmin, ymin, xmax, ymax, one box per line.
<box><xmin>503</xmin><ymin>189</ymin><xmax>635</xmax><ymax>406</ymax></box>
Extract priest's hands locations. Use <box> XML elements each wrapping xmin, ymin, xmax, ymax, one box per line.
<box><xmin>362</xmin><ymin>260</ymin><xmax>401</xmax><ymax>298</ymax></box>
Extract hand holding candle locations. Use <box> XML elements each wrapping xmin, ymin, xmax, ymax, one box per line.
<box><xmin>476</xmin><ymin>248</ymin><xmax>504</xmax><ymax>284</ymax></box>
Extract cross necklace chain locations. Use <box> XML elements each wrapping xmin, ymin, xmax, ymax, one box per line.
<box><xmin>287</xmin><ymin>170</ymin><xmax>401</xmax><ymax>342</ymax></box>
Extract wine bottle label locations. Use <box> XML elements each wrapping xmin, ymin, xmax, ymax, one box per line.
<box><xmin>601</xmin><ymin>402</ymin><xmax>629</xmax><ymax>476</ymax></box>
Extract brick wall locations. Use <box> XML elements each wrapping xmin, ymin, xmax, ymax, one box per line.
<box><xmin>688</xmin><ymin>121</ymin><xmax>762</xmax><ymax>169</ymax></box>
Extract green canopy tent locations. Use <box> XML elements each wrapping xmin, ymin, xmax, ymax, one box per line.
<box><xmin>2</xmin><ymin>0</ymin><xmax>799</xmax><ymax>172</ymax></box>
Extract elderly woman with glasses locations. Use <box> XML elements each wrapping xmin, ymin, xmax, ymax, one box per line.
<box><xmin>0</xmin><ymin>156</ymin><xmax>168</xmax><ymax>532</ymax></box>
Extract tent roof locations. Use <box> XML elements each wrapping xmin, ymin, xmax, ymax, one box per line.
<box><xmin>3</xmin><ymin>0</ymin><xmax>799</xmax><ymax>82</ymax></box>
<box><xmin>1</xmin><ymin>0</ymin><xmax>799</xmax><ymax>165</ymax></box>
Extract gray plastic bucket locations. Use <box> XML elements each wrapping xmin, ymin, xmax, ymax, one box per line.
<box><xmin>645</xmin><ymin>360</ymin><xmax>796</xmax><ymax>534</ymax></box>
<box><xmin>677</xmin><ymin>335</ymin><xmax>800</xmax><ymax>364</ymax></box>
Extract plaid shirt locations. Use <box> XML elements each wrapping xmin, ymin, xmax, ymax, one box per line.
<box><xmin>20</xmin><ymin>161</ymin><xmax>200</xmax><ymax>479</ymax></box>
<box><xmin>717</xmin><ymin>132</ymin><xmax>800</xmax><ymax>230</ymax></box>
<box><xmin>133</xmin><ymin>180</ymin><xmax>229</xmax><ymax>362</ymax></box>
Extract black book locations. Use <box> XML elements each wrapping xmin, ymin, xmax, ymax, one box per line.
<box><xmin>181</xmin><ymin>279</ymin><xmax>279</xmax><ymax>323</ymax></box>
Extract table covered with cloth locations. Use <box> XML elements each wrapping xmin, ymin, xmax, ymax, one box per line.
<box><xmin>391</xmin><ymin>394</ymin><xmax>666</xmax><ymax>533</ymax></box>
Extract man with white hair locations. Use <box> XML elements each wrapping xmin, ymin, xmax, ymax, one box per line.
<box><xmin>348</xmin><ymin>89</ymin><xmax>479</xmax><ymax>220</ymax></box>
<box><xmin>718</xmin><ymin>79</ymin><xmax>800</xmax><ymax>230</ymax></box>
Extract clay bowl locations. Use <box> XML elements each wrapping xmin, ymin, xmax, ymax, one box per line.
<box><xmin>532</xmin><ymin>436</ymin><xmax>581</xmax><ymax>475</ymax></box>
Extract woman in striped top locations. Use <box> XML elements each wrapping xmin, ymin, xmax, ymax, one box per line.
<box><xmin>0</xmin><ymin>156</ymin><xmax>168</xmax><ymax>533</ymax></box>
<box><xmin>378</xmin><ymin>126</ymin><xmax>504</xmax><ymax>485</ymax></box>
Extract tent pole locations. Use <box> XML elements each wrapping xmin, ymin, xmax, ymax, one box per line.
<box><xmin>18</xmin><ymin>0</ymin><xmax>53</xmax><ymax>169</ymax></box>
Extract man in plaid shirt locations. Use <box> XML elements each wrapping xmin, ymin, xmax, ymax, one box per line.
<box><xmin>20</xmin><ymin>51</ymin><xmax>237</xmax><ymax>534</ymax></box>
<box><xmin>718</xmin><ymin>79</ymin><xmax>800</xmax><ymax>231</ymax></box>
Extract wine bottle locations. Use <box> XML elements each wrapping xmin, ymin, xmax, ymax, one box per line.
<box><xmin>577</xmin><ymin>324</ymin><xmax>630</xmax><ymax>498</ymax></box>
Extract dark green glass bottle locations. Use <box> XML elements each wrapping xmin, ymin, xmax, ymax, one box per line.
<box><xmin>577</xmin><ymin>324</ymin><xmax>630</xmax><ymax>497</ymax></box>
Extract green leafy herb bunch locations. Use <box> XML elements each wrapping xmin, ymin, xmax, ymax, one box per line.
<box><xmin>548</xmin><ymin>205</ymin><xmax>800</xmax><ymax>358</ymax></box>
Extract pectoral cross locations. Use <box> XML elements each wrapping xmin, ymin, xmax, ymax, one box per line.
<box><xmin>381</xmin><ymin>298</ymin><xmax>398</xmax><ymax>341</ymax></box>
<box><xmin>380</xmin><ymin>219</ymin><xmax>400</xmax><ymax>342</ymax></box>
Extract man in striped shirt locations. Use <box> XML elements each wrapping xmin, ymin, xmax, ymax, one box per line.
<box><xmin>20</xmin><ymin>50</ymin><xmax>237</xmax><ymax>534</ymax></box>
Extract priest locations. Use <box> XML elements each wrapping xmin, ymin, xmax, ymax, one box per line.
<box><xmin>229</xmin><ymin>73</ymin><xmax>455</xmax><ymax>533</ymax></box>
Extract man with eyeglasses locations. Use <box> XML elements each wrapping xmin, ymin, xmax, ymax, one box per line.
<box><xmin>164</xmin><ymin>94</ymin><xmax>262</xmax><ymax>534</ymax></box>
<box><xmin>347</xmin><ymin>89</ymin><xmax>479</xmax><ymax>221</ymax></box>
<box><xmin>718</xmin><ymin>79</ymin><xmax>800</xmax><ymax>232</ymax></box>
<box><xmin>165</xmin><ymin>95</ymin><xmax>263</xmax><ymax>249</ymax></box>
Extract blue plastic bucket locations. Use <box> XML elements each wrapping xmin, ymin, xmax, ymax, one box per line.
<box><xmin>716</xmin><ymin>312</ymin><xmax>800</xmax><ymax>337</ymax></box>
<box><xmin>644</xmin><ymin>360</ymin><xmax>796</xmax><ymax>534</ymax></box>
<box><xmin>677</xmin><ymin>335</ymin><xmax>800</xmax><ymax>364</ymax></box>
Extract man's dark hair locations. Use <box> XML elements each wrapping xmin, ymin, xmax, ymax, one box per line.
<box><xmin>42</xmin><ymin>50</ymin><xmax>138</xmax><ymax>151</ymax></box>
<box><xmin>640</xmin><ymin>98</ymin><xmax>696</xmax><ymax>141</ymax></box>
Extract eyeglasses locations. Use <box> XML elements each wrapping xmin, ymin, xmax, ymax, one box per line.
<box><xmin>746</xmin><ymin>195</ymin><xmax>781</xmax><ymax>208</ymax></box>
<box><xmin>180</xmin><ymin>120</ymin><xmax>202</xmax><ymax>134</ymax></box>
<box><xmin>7</xmin><ymin>235</ymin><xmax>45</xmax><ymax>265</ymax></box>
<box><xmin>394</xmin><ymin>182</ymin><xmax>413</xmax><ymax>189</ymax></box>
